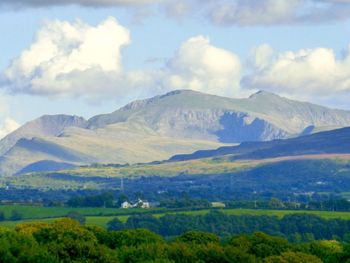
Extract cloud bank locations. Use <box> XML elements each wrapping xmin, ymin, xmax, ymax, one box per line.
<box><xmin>0</xmin><ymin>0</ymin><xmax>159</xmax><ymax>8</ymax></box>
<box><xmin>2</xmin><ymin>17</ymin><xmax>350</xmax><ymax>107</ymax></box>
<box><xmin>2</xmin><ymin>18</ymin><xmax>241</xmax><ymax>101</ymax></box>
<box><xmin>242</xmin><ymin>44</ymin><xmax>350</xmax><ymax>100</ymax></box>
<box><xmin>190</xmin><ymin>0</ymin><xmax>350</xmax><ymax>26</ymax></box>
<box><xmin>2</xmin><ymin>0</ymin><xmax>350</xmax><ymax>26</ymax></box>
<box><xmin>2</xmin><ymin>16</ymin><xmax>350</xmax><ymax>107</ymax></box>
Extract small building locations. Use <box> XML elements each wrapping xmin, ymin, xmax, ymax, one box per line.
<box><xmin>133</xmin><ymin>199</ymin><xmax>151</xmax><ymax>209</ymax></box>
<box><xmin>121</xmin><ymin>201</ymin><xmax>132</xmax><ymax>209</ymax></box>
<box><xmin>211</xmin><ymin>202</ymin><xmax>226</xmax><ymax>208</ymax></box>
<box><xmin>140</xmin><ymin>201</ymin><xmax>150</xmax><ymax>209</ymax></box>
<box><xmin>121</xmin><ymin>199</ymin><xmax>150</xmax><ymax>209</ymax></box>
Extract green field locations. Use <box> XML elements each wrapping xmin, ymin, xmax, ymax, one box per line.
<box><xmin>2</xmin><ymin>205</ymin><xmax>350</xmax><ymax>229</ymax></box>
<box><xmin>0</xmin><ymin>205</ymin><xmax>161</xmax><ymax>220</ymax></box>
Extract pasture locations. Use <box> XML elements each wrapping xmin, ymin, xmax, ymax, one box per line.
<box><xmin>1</xmin><ymin>205</ymin><xmax>350</xmax><ymax>229</ymax></box>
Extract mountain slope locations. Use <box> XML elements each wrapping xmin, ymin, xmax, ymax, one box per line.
<box><xmin>0</xmin><ymin>115</ymin><xmax>87</xmax><ymax>156</ymax></box>
<box><xmin>89</xmin><ymin>90</ymin><xmax>350</xmax><ymax>140</ymax></box>
<box><xmin>170</xmin><ymin>127</ymin><xmax>350</xmax><ymax>162</ymax></box>
<box><xmin>2</xmin><ymin>89</ymin><xmax>350</xmax><ymax>176</ymax></box>
<box><xmin>16</xmin><ymin>160</ymin><xmax>77</xmax><ymax>176</ymax></box>
<box><xmin>0</xmin><ymin>137</ymin><xmax>93</xmax><ymax>176</ymax></box>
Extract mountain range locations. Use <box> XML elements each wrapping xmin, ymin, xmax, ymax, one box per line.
<box><xmin>1</xmin><ymin>89</ymin><xmax>350</xmax><ymax>176</ymax></box>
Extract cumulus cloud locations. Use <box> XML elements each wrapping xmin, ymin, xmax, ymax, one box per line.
<box><xmin>1</xmin><ymin>17</ymin><xmax>242</xmax><ymax>101</ymax></box>
<box><xmin>0</xmin><ymin>118</ymin><xmax>20</xmax><ymax>139</ymax></box>
<box><xmin>159</xmin><ymin>36</ymin><xmax>241</xmax><ymax>96</ymax></box>
<box><xmin>3</xmin><ymin>17</ymin><xmax>131</xmax><ymax>99</ymax></box>
<box><xmin>242</xmin><ymin>44</ymin><xmax>350</xmax><ymax>100</ymax></box>
<box><xmin>248</xmin><ymin>44</ymin><xmax>275</xmax><ymax>70</ymax></box>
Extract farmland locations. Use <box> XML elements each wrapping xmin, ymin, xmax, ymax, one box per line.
<box><xmin>2</xmin><ymin>205</ymin><xmax>350</xmax><ymax>229</ymax></box>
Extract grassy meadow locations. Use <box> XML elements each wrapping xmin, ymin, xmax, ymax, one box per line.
<box><xmin>2</xmin><ymin>205</ymin><xmax>350</xmax><ymax>229</ymax></box>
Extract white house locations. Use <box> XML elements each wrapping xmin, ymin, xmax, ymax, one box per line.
<box><xmin>121</xmin><ymin>199</ymin><xmax>150</xmax><ymax>209</ymax></box>
<box><xmin>121</xmin><ymin>201</ymin><xmax>132</xmax><ymax>209</ymax></box>
<box><xmin>133</xmin><ymin>199</ymin><xmax>151</xmax><ymax>209</ymax></box>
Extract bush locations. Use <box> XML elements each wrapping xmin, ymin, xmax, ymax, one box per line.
<box><xmin>175</xmin><ymin>231</ymin><xmax>220</xmax><ymax>245</ymax></box>
<box><xmin>66</xmin><ymin>211</ymin><xmax>86</xmax><ymax>225</ymax></box>
<box><xmin>105</xmin><ymin>229</ymin><xmax>164</xmax><ymax>249</ymax></box>
<box><xmin>107</xmin><ymin>218</ymin><xmax>124</xmax><ymax>231</ymax></box>
<box><xmin>0</xmin><ymin>211</ymin><xmax>5</xmax><ymax>222</ymax></box>
<box><xmin>10</xmin><ymin>210</ymin><xmax>23</xmax><ymax>221</ymax></box>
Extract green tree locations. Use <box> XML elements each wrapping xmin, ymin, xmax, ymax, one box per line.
<box><xmin>224</xmin><ymin>246</ymin><xmax>257</xmax><ymax>263</ymax></box>
<box><xmin>66</xmin><ymin>211</ymin><xmax>86</xmax><ymax>225</ymax></box>
<box><xmin>105</xmin><ymin>229</ymin><xmax>164</xmax><ymax>249</ymax></box>
<box><xmin>175</xmin><ymin>231</ymin><xmax>220</xmax><ymax>245</ymax></box>
<box><xmin>268</xmin><ymin>198</ymin><xmax>285</xmax><ymax>209</ymax></box>
<box><xmin>0</xmin><ymin>231</ymin><xmax>56</xmax><ymax>263</ymax></box>
<box><xmin>265</xmin><ymin>251</ymin><xmax>322</xmax><ymax>263</ymax></box>
<box><xmin>33</xmin><ymin>219</ymin><xmax>115</xmax><ymax>262</ymax></box>
<box><xmin>195</xmin><ymin>243</ymin><xmax>228</xmax><ymax>263</ymax></box>
<box><xmin>107</xmin><ymin>218</ymin><xmax>124</xmax><ymax>231</ymax></box>
<box><xmin>10</xmin><ymin>210</ymin><xmax>23</xmax><ymax>221</ymax></box>
<box><xmin>0</xmin><ymin>211</ymin><xmax>5</xmax><ymax>221</ymax></box>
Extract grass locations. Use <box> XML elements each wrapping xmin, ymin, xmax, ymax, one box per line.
<box><xmin>0</xmin><ymin>205</ymin><xmax>161</xmax><ymax>220</ymax></box>
<box><xmin>57</xmin><ymin>157</ymin><xmax>254</xmax><ymax>179</ymax></box>
<box><xmin>26</xmin><ymin>154</ymin><xmax>350</xmax><ymax>180</ymax></box>
<box><xmin>2</xmin><ymin>207</ymin><xmax>350</xmax><ymax>229</ymax></box>
<box><xmin>5</xmin><ymin>154</ymin><xmax>350</xmax><ymax>192</ymax></box>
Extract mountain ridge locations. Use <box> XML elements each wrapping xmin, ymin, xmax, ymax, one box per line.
<box><xmin>1</xmin><ymin>89</ymin><xmax>350</xmax><ymax>176</ymax></box>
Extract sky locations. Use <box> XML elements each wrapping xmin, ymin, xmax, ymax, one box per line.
<box><xmin>1</xmin><ymin>0</ymin><xmax>350</xmax><ymax>137</ymax></box>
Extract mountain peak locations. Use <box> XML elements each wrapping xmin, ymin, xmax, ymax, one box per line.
<box><xmin>159</xmin><ymin>89</ymin><xmax>207</xmax><ymax>98</ymax></box>
<box><xmin>249</xmin><ymin>90</ymin><xmax>280</xmax><ymax>99</ymax></box>
<box><xmin>119</xmin><ymin>89</ymin><xmax>209</xmax><ymax>112</ymax></box>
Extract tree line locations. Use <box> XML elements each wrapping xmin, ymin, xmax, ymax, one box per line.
<box><xmin>107</xmin><ymin>211</ymin><xmax>350</xmax><ymax>242</ymax></box>
<box><xmin>1</xmin><ymin>218</ymin><xmax>350</xmax><ymax>262</ymax></box>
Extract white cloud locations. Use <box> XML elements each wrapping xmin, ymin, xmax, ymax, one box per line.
<box><xmin>3</xmin><ymin>17</ymin><xmax>131</xmax><ymax>99</ymax></box>
<box><xmin>0</xmin><ymin>118</ymin><xmax>20</xmax><ymax>139</ymax></box>
<box><xmin>2</xmin><ymin>17</ymin><xmax>242</xmax><ymax>101</ymax></box>
<box><xmin>248</xmin><ymin>44</ymin><xmax>275</xmax><ymax>70</ymax></box>
<box><xmin>160</xmin><ymin>36</ymin><xmax>241</xmax><ymax>96</ymax></box>
<box><xmin>2</xmin><ymin>15</ymin><xmax>350</xmax><ymax>108</ymax></box>
<box><xmin>242</xmin><ymin>44</ymin><xmax>350</xmax><ymax>99</ymax></box>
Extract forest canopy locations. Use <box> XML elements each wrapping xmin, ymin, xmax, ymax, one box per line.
<box><xmin>0</xmin><ymin>217</ymin><xmax>349</xmax><ymax>263</ymax></box>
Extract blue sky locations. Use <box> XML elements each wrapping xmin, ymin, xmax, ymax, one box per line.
<box><xmin>1</xmin><ymin>0</ymin><xmax>350</xmax><ymax>137</ymax></box>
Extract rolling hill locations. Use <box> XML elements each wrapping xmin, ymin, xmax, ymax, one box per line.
<box><xmin>1</xmin><ymin>89</ymin><xmax>350</xmax><ymax>176</ymax></box>
<box><xmin>169</xmin><ymin>127</ymin><xmax>350</xmax><ymax>162</ymax></box>
<box><xmin>9</xmin><ymin>126</ymin><xmax>350</xmax><ymax>200</ymax></box>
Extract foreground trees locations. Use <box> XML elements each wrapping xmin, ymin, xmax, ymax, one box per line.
<box><xmin>107</xmin><ymin>211</ymin><xmax>350</xmax><ymax>242</ymax></box>
<box><xmin>0</xmin><ymin>218</ymin><xmax>348</xmax><ymax>262</ymax></box>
